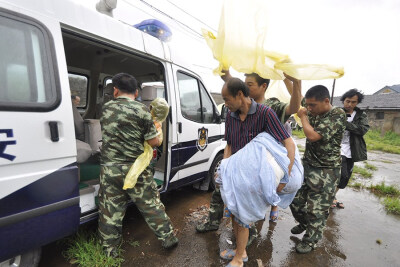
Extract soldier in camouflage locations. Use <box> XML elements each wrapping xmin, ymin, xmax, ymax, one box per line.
<box><xmin>98</xmin><ymin>73</ymin><xmax>177</xmax><ymax>257</ymax></box>
<box><xmin>289</xmin><ymin>85</ymin><xmax>346</xmax><ymax>254</ymax></box>
<box><xmin>196</xmin><ymin>71</ymin><xmax>302</xmax><ymax>246</ymax></box>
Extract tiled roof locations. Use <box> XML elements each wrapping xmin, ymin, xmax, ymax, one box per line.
<box><xmin>332</xmin><ymin>94</ymin><xmax>400</xmax><ymax>110</ymax></box>
<box><xmin>373</xmin><ymin>84</ymin><xmax>400</xmax><ymax>94</ymax></box>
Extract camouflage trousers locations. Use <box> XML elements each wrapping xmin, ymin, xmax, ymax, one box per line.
<box><xmin>98</xmin><ymin>164</ymin><xmax>174</xmax><ymax>252</ymax></box>
<box><xmin>208</xmin><ymin>186</ymin><xmax>257</xmax><ymax>236</ymax></box>
<box><xmin>289</xmin><ymin>163</ymin><xmax>340</xmax><ymax>246</ymax></box>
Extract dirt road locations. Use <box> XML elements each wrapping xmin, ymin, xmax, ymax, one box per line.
<box><xmin>39</xmin><ymin>139</ymin><xmax>400</xmax><ymax>266</ymax></box>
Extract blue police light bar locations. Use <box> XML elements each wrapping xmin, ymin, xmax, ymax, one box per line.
<box><xmin>134</xmin><ymin>19</ymin><xmax>172</xmax><ymax>42</ymax></box>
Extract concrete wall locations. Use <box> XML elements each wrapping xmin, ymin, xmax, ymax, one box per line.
<box><xmin>365</xmin><ymin>110</ymin><xmax>400</xmax><ymax>134</ymax></box>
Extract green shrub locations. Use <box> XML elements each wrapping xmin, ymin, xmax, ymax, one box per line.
<box><xmin>63</xmin><ymin>231</ymin><xmax>124</xmax><ymax>267</ymax></box>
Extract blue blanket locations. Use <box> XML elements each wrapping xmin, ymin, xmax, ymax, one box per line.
<box><xmin>219</xmin><ymin>132</ymin><xmax>304</xmax><ymax>225</ymax></box>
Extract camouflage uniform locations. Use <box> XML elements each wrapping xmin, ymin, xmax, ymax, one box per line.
<box><xmin>98</xmin><ymin>96</ymin><xmax>174</xmax><ymax>255</ymax></box>
<box><xmin>290</xmin><ymin>106</ymin><xmax>346</xmax><ymax>247</ymax></box>
<box><xmin>201</xmin><ymin>98</ymin><xmax>288</xmax><ymax>237</ymax></box>
<box><xmin>264</xmin><ymin>98</ymin><xmax>290</xmax><ymax>124</ymax></box>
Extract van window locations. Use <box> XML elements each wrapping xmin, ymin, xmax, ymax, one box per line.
<box><xmin>177</xmin><ymin>72</ymin><xmax>216</xmax><ymax>123</ymax></box>
<box><xmin>68</xmin><ymin>73</ymin><xmax>88</xmax><ymax>108</ymax></box>
<box><xmin>199</xmin><ymin>83</ymin><xmax>215</xmax><ymax>123</ymax></box>
<box><xmin>0</xmin><ymin>12</ymin><xmax>59</xmax><ymax>110</ymax></box>
<box><xmin>177</xmin><ymin>72</ymin><xmax>201</xmax><ymax>122</ymax></box>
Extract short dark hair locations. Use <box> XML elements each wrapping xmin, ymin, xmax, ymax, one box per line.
<box><xmin>305</xmin><ymin>85</ymin><xmax>330</xmax><ymax>101</ymax></box>
<box><xmin>226</xmin><ymin>78</ymin><xmax>249</xmax><ymax>97</ymax></box>
<box><xmin>112</xmin><ymin>73</ymin><xmax>137</xmax><ymax>94</ymax></box>
<box><xmin>340</xmin><ymin>89</ymin><xmax>364</xmax><ymax>103</ymax></box>
<box><xmin>71</xmin><ymin>95</ymin><xmax>77</xmax><ymax>100</ymax></box>
<box><xmin>244</xmin><ymin>73</ymin><xmax>270</xmax><ymax>88</ymax></box>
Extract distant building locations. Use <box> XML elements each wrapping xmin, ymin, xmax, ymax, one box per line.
<box><xmin>332</xmin><ymin>92</ymin><xmax>400</xmax><ymax>135</ymax></box>
<box><xmin>373</xmin><ymin>84</ymin><xmax>400</xmax><ymax>95</ymax></box>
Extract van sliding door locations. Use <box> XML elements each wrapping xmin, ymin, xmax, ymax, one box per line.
<box><xmin>0</xmin><ymin>8</ymin><xmax>79</xmax><ymax>261</ymax></box>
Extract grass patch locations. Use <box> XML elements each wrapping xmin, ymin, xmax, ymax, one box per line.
<box><xmin>127</xmin><ymin>239</ymin><xmax>140</xmax><ymax>248</ymax></box>
<box><xmin>63</xmin><ymin>231</ymin><xmax>124</xmax><ymax>267</ymax></box>
<box><xmin>297</xmin><ymin>144</ymin><xmax>305</xmax><ymax>153</ymax></box>
<box><xmin>365</xmin><ymin>130</ymin><xmax>400</xmax><ymax>154</ymax></box>
<box><xmin>292</xmin><ymin>129</ymin><xmax>305</xmax><ymax>139</ymax></box>
<box><xmin>368</xmin><ymin>182</ymin><xmax>400</xmax><ymax>215</ymax></box>
<box><xmin>352</xmin><ymin>165</ymin><xmax>373</xmax><ymax>178</ymax></box>
<box><xmin>369</xmin><ymin>182</ymin><xmax>400</xmax><ymax>197</ymax></box>
<box><xmin>364</xmin><ymin>162</ymin><xmax>377</xmax><ymax>171</ymax></box>
<box><xmin>381</xmin><ymin>160</ymin><xmax>393</xmax><ymax>164</ymax></box>
<box><xmin>348</xmin><ymin>182</ymin><xmax>363</xmax><ymax>189</ymax></box>
<box><xmin>382</xmin><ymin>197</ymin><xmax>400</xmax><ymax>215</ymax></box>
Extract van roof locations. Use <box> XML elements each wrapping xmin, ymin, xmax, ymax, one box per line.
<box><xmin>3</xmin><ymin>0</ymin><xmax>171</xmax><ymax>61</ymax></box>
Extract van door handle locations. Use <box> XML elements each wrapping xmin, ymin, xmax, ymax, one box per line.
<box><xmin>48</xmin><ymin>121</ymin><xmax>59</xmax><ymax>142</ymax></box>
<box><xmin>177</xmin><ymin>122</ymin><xmax>182</xmax><ymax>133</ymax></box>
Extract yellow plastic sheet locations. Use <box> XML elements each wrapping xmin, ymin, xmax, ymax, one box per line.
<box><xmin>123</xmin><ymin>141</ymin><xmax>153</xmax><ymax>190</ymax></box>
<box><xmin>202</xmin><ymin>0</ymin><xmax>344</xmax><ymax>80</ymax></box>
<box><xmin>150</xmin><ymin>98</ymin><xmax>169</xmax><ymax>122</ymax></box>
<box><xmin>123</xmin><ymin>98</ymin><xmax>169</xmax><ymax>190</ymax></box>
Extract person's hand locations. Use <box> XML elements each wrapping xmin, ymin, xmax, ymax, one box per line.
<box><xmin>283</xmin><ymin>73</ymin><xmax>300</xmax><ymax>83</ymax></box>
<box><xmin>297</xmin><ymin>107</ymin><xmax>308</xmax><ymax>118</ymax></box>
<box><xmin>277</xmin><ymin>183</ymin><xmax>286</xmax><ymax>192</ymax></box>
<box><xmin>221</xmin><ymin>69</ymin><xmax>232</xmax><ymax>82</ymax></box>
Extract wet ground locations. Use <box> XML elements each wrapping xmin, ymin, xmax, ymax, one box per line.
<box><xmin>39</xmin><ymin>138</ymin><xmax>400</xmax><ymax>267</ymax></box>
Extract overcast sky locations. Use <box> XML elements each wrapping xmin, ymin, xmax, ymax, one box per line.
<box><xmin>75</xmin><ymin>0</ymin><xmax>400</xmax><ymax>96</ymax></box>
<box><xmin>167</xmin><ymin>0</ymin><xmax>400</xmax><ymax>96</ymax></box>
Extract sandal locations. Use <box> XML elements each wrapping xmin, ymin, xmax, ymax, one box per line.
<box><xmin>336</xmin><ymin>201</ymin><xmax>345</xmax><ymax>209</ymax></box>
<box><xmin>331</xmin><ymin>199</ymin><xmax>337</xmax><ymax>209</ymax></box>
<box><xmin>226</xmin><ymin>263</ymin><xmax>244</xmax><ymax>267</ymax></box>
<box><xmin>269</xmin><ymin>210</ymin><xmax>278</xmax><ymax>222</ymax></box>
<box><xmin>220</xmin><ymin>249</ymin><xmax>248</xmax><ymax>262</ymax></box>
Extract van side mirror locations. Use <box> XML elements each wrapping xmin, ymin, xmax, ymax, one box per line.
<box><xmin>220</xmin><ymin>104</ymin><xmax>228</xmax><ymax>121</ymax></box>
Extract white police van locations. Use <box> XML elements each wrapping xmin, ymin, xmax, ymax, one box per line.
<box><xmin>0</xmin><ymin>0</ymin><xmax>225</xmax><ymax>265</ymax></box>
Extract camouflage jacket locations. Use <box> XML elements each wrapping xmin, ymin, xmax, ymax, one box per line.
<box><xmin>100</xmin><ymin>96</ymin><xmax>157</xmax><ymax>165</ymax></box>
<box><xmin>264</xmin><ymin>97</ymin><xmax>289</xmax><ymax>124</ymax></box>
<box><xmin>303</xmin><ymin>106</ymin><xmax>346</xmax><ymax>168</ymax></box>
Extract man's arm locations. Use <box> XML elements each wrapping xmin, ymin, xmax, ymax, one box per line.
<box><xmin>276</xmin><ymin>137</ymin><xmax>296</xmax><ymax>192</ymax></box>
<box><xmin>346</xmin><ymin>111</ymin><xmax>370</xmax><ymax>136</ymax></box>
<box><xmin>221</xmin><ymin>69</ymin><xmax>233</xmax><ymax>82</ymax></box>
<box><xmin>283</xmin><ymin>73</ymin><xmax>302</xmax><ymax>116</ymax></box>
<box><xmin>297</xmin><ymin>107</ymin><xmax>322</xmax><ymax>142</ymax></box>
<box><xmin>147</xmin><ymin>136</ymin><xmax>161</xmax><ymax>148</ymax></box>
<box><xmin>223</xmin><ymin>144</ymin><xmax>232</xmax><ymax>159</ymax></box>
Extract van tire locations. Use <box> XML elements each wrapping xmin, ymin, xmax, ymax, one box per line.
<box><xmin>1</xmin><ymin>248</ymin><xmax>41</xmax><ymax>267</ymax></box>
<box><xmin>208</xmin><ymin>153</ymin><xmax>223</xmax><ymax>191</ymax></box>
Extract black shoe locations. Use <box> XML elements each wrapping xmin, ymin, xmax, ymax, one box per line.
<box><xmin>103</xmin><ymin>247</ymin><xmax>119</xmax><ymax>258</ymax></box>
<box><xmin>295</xmin><ymin>241</ymin><xmax>314</xmax><ymax>254</ymax></box>
<box><xmin>195</xmin><ymin>222</ymin><xmax>219</xmax><ymax>233</ymax></box>
<box><xmin>291</xmin><ymin>225</ymin><xmax>305</xmax><ymax>235</ymax></box>
<box><xmin>246</xmin><ymin>232</ymin><xmax>258</xmax><ymax>247</ymax></box>
<box><xmin>162</xmin><ymin>235</ymin><xmax>179</xmax><ymax>249</ymax></box>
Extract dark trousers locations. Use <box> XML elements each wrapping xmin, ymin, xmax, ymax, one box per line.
<box><xmin>338</xmin><ymin>156</ymin><xmax>354</xmax><ymax>189</ymax></box>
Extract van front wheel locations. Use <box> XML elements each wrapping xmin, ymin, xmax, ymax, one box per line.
<box><xmin>208</xmin><ymin>153</ymin><xmax>223</xmax><ymax>191</ymax></box>
<box><xmin>0</xmin><ymin>248</ymin><xmax>41</xmax><ymax>267</ymax></box>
